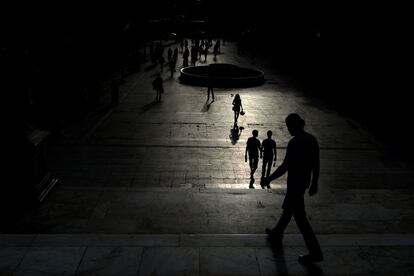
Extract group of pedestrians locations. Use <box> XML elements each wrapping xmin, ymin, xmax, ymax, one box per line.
<box><xmin>181</xmin><ymin>38</ymin><xmax>221</xmax><ymax>67</ymax></box>
<box><xmin>149</xmin><ymin>40</ymin><xmax>323</xmax><ymax>264</ymax></box>
<box><xmin>152</xmin><ymin>38</ymin><xmax>223</xmax><ymax>102</ymax></box>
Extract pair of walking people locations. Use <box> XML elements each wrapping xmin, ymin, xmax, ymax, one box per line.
<box><xmin>246</xmin><ymin>113</ymin><xmax>323</xmax><ymax>264</ymax></box>
<box><xmin>245</xmin><ymin>129</ymin><xmax>276</xmax><ymax>189</ymax></box>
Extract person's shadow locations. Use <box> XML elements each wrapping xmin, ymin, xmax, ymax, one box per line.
<box><xmin>269</xmin><ymin>242</ymin><xmax>289</xmax><ymax>275</ymax></box>
<box><xmin>140</xmin><ymin>100</ymin><xmax>161</xmax><ymax>114</ymax></box>
<box><xmin>229</xmin><ymin>123</ymin><xmax>244</xmax><ymax>145</ymax></box>
<box><xmin>267</xmin><ymin>238</ymin><xmax>326</xmax><ymax>276</ymax></box>
<box><xmin>201</xmin><ymin>99</ymin><xmax>214</xmax><ymax>112</ymax></box>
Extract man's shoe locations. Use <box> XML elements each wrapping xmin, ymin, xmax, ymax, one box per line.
<box><xmin>249</xmin><ymin>185</ymin><xmax>255</xmax><ymax>189</ymax></box>
<box><xmin>298</xmin><ymin>254</ymin><xmax>323</xmax><ymax>264</ymax></box>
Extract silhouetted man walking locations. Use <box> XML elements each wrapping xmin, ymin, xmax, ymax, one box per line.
<box><xmin>260</xmin><ymin>130</ymin><xmax>276</xmax><ymax>187</ymax></box>
<box><xmin>262</xmin><ymin>113</ymin><xmax>323</xmax><ymax>264</ymax></box>
<box><xmin>152</xmin><ymin>74</ymin><xmax>163</xmax><ymax>102</ymax></box>
<box><xmin>183</xmin><ymin>46</ymin><xmax>189</xmax><ymax>67</ymax></box>
<box><xmin>245</xmin><ymin>130</ymin><xmax>261</xmax><ymax>189</ymax></box>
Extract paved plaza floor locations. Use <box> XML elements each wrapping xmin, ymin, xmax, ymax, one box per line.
<box><xmin>2</xmin><ymin>42</ymin><xmax>414</xmax><ymax>275</ymax></box>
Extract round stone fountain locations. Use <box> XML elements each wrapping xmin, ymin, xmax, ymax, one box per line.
<box><xmin>180</xmin><ymin>63</ymin><xmax>264</xmax><ymax>87</ymax></box>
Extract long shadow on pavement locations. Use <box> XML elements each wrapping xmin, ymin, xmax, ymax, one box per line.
<box><xmin>201</xmin><ymin>99</ymin><xmax>214</xmax><ymax>112</ymax></box>
<box><xmin>140</xmin><ymin>100</ymin><xmax>161</xmax><ymax>114</ymax></box>
<box><xmin>268</xmin><ymin>238</ymin><xmax>326</xmax><ymax>276</ymax></box>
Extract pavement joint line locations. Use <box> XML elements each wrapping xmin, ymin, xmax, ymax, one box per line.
<box><xmin>58</xmin><ymin>186</ymin><xmax>286</xmax><ymax>192</ymax></box>
<box><xmin>78</xmin><ymin>143</ymin><xmax>384</xmax><ymax>151</ymax></box>
<box><xmin>1</xmin><ymin>234</ymin><xmax>414</xmax><ymax>247</ymax></box>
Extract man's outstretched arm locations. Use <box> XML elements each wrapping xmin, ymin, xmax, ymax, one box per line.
<box><xmin>309</xmin><ymin>141</ymin><xmax>320</xmax><ymax>196</ymax></box>
<box><xmin>268</xmin><ymin>160</ymin><xmax>287</xmax><ymax>181</ymax></box>
<box><xmin>262</xmin><ymin>158</ymin><xmax>287</xmax><ymax>187</ymax></box>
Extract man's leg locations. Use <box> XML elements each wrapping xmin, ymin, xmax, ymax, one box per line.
<box><xmin>266</xmin><ymin>207</ymin><xmax>292</xmax><ymax>247</ymax></box>
<box><xmin>261</xmin><ymin>159</ymin><xmax>268</xmax><ymax>179</ymax></box>
<box><xmin>249</xmin><ymin>158</ymin><xmax>253</xmax><ymax>188</ymax></box>
<box><xmin>294</xmin><ymin>210</ymin><xmax>323</xmax><ymax>258</ymax></box>
<box><xmin>266</xmin><ymin>158</ymin><xmax>272</xmax><ymax>178</ymax></box>
<box><xmin>251</xmin><ymin>157</ymin><xmax>258</xmax><ymax>176</ymax></box>
<box><xmin>267</xmin><ymin>193</ymin><xmax>294</xmax><ymax>236</ymax></box>
<box><xmin>249</xmin><ymin>158</ymin><xmax>257</xmax><ymax>188</ymax></box>
<box><xmin>272</xmin><ymin>208</ymin><xmax>292</xmax><ymax>237</ymax></box>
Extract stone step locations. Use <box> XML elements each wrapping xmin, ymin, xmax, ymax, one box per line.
<box><xmin>2</xmin><ymin>234</ymin><xmax>414</xmax><ymax>275</ymax></box>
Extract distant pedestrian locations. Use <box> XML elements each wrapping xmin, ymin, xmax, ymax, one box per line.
<box><xmin>180</xmin><ymin>39</ymin><xmax>184</xmax><ymax>52</ymax></box>
<box><xmin>245</xmin><ymin>129</ymin><xmax>261</xmax><ymax>188</ymax></box>
<box><xmin>204</xmin><ymin>46</ymin><xmax>208</xmax><ymax>62</ymax></box>
<box><xmin>152</xmin><ymin>74</ymin><xmax>164</xmax><ymax>102</ymax></box>
<box><xmin>167</xmin><ymin>48</ymin><xmax>172</xmax><ymax>62</ymax></box>
<box><xmin>159</xmin><ymin>55</ymin><xmax>165</xmax><ymax>72</ymax></box>
<box><xmin>183</xmin><ymin>46</ymin><xmax>189</xmax><ymax>67</ymax></box>
<box><xmin>213</xmin><ymin>43</ymin><xmax>219</xmax><ymax>60</ymax></box>
<box><xmin>191</xmin><ymin>45</ymin><xmax>197</xmax><ymax>66</ymax></box>
<box><xmin>173</xmin><ymin>48</ymin><xmax>178</xmax><ymax>71</ymax></box>
<box><xmin>169</xmin><ymin>59</ymin><xmax>175</xmax><ymax>78</ymax></box>
<box><xmin>173</xmin><ymin>47</ymin><xmax>178</xmax><ymax>65</ymax></box>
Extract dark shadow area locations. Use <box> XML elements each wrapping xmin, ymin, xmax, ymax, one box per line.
<box><xmin>302</xmin><ymin>263</ymin><xmax>326</xmax><ymax>276</ymax></box>
<box><xmin>268</xmin><ymin>239</ymin><xmax>326</xmax><ymax>276</ymax></box>
<box><xmin>144</xmin><ymin>63</ymin><xmax>158</xmax><ymax>72</ymax></box>
<box><xmin>237</xmin><ymin>1</ymin><xmax>413</xmax><ymax>158</ymax></box>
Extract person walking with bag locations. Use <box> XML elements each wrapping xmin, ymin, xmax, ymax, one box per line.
<box><xmin>232</xmin><ymin>94</ymin><xmax>243</xmax><ymax>124</ymax></box>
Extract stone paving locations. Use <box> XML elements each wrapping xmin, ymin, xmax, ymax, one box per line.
<box><xmin>1</xmin><ymin>234</ymin><xmax>414</xmax><ymax>275</ymax></box>
<box><xmin>2</xmin><ymin>41</ymin><xmax>414</xmax><ymax>275</ymax></box>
